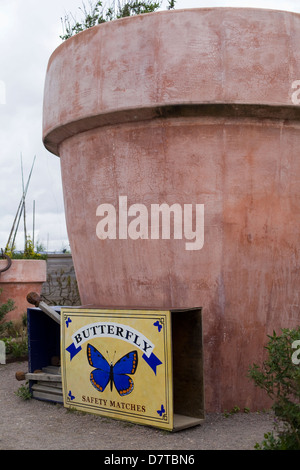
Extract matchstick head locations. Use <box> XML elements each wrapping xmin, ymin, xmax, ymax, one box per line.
<box><xmin>26</xmin><ymin>291</ymin><xmax>41</xmax><ymax>307</ymax></box>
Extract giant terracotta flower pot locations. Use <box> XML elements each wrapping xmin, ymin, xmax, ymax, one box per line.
<box><xmin>43</xmin><ymin>8</ymin><xmax>300</xmax><ymax>412</ymax></box>
<box><xmin>0</xmin><ymin>259</ymin><xmax>47</xmax><ymax>322</ymax></box>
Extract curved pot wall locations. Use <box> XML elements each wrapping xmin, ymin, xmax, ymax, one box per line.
<box><xmin>43</xmin><ymin>8</ymin><xmax>300</xmax><ymax>412</ymax></box>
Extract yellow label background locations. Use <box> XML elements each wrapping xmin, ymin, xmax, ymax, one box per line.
<box><xmin>61</xmin><ymin>309</ymin><xmax>173</xmax><ymax>430</ymax></box>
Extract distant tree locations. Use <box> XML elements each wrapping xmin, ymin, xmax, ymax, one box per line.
<box><xmin>60</xmin><ymin>0</ymin><xmax>176</xmax><ymax>40</ymax></box>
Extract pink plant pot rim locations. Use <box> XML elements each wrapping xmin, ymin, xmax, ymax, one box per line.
<box><xmin>0</xmin><ymin>259</ymin><xmax>47</xmax><ymax>283</ymax></box>
<box><xmin>43</xmin><ymin>8</ymin><xmax>300</xmax><ymax>156</ymax></box>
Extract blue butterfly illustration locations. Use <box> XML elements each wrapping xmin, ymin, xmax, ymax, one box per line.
<box><xmin>87</xmin><ymin>344</ymin><xmax>138</xmax><ymax>396</ymax></box>
<box><xmin>153</xmin><ymin>320</ymin><xmax>162</xmax><ymax>332</ymax></box>
<box><xmin>157</xmin><ymin>404</ymin><xmax>166</xmax><ymax>417</ymax></box>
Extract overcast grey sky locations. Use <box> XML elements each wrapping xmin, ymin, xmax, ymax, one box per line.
<box><xmin>0</xmin><ymin>0</ymin><xmax>299</xmax><ymax>252</ymax></box>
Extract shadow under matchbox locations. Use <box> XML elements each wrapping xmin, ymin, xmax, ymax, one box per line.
<box><xmin>60</xmin><ymin>307</ymin><xmax>204</xmax><ymax>431</ymax></box>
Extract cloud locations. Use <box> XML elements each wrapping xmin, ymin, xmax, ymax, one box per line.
<box><xmin>0</xmin><ymin>0</ymin><xmax>300</xmax><ymax>253</ymax></box>
<box><xmin>0</xmin><ymin>0</ymin><xmax>73</xmax><ymax>252</ymax></box>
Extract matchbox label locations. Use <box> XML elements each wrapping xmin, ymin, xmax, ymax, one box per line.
<box><xmin>61</xmin><ymin>308</ymin><xmax>173</xmax><ymax>430</ymax></box>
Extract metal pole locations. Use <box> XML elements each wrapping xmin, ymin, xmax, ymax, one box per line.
<box><xmin>7</xmin><ymin>155</ymin><xmax>36</xmax><ymax>252</ymax></box>
<box><xmin>33</xmin><ymin>200</ymin><xmax>35</xmax><ymax>249</ymax></box>
<box><xmin>21</xmin><ymin>153</ymin><xmax>27</xmax><ymax>250</ymax></box>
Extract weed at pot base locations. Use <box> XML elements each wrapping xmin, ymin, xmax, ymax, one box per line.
<box><xmin>15</xmin><ymin>383</ymin><xmax>32</xmax><ymax>400</ymax></box>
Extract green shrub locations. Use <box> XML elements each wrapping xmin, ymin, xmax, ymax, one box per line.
<box><xmin>4</xmin><ymin>336</ymin><xmax>28</xmax><ymax>358</ymax></box>
<box><xmin>60</xmin><ymin>0</ymin><xmax>176</xmax><ymax>40</ymax></box>
<box><xmin>0</xmin><ymin>288</ymin><xmax>15</xmax><ymax>336</ymax></box>
<box><xmin>0</xmin><ymin>292</ymin><xmax>28</xmax><ymax>359</ymax></box>
<box><xmin>248</xmin><ymin>327</ymin><xmax>300</xmax><ymax>450</ymax></box>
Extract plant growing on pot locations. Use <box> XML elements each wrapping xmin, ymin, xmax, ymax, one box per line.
<box><xmin>5</xmin><ymin>237</ymin><xmax>47</xmax><ymax>260</ymax></box>
<box><xmin>60</xmin><ymin>0</ymin><xmax>176</xmax><ymax>40</ymax></box>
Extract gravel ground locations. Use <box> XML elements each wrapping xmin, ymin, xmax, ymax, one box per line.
<box><xmin>0</xmin><ymin>361</ymin><xmax>275</xmax><ymax>451</ymax></box>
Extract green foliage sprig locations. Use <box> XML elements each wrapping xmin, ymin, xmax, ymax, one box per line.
<box><xmin>5</xmin><ymin>237</ymin><xmax>47</xmax><ymax>260</ymax></box>
<box><xmin>248</xmin><ymin>327</ymin><xmax>300</xmax><ymax>450</ymax></box>
<box><xmin>60</xmin><ymin>0</ymin><xmax>176</xmax><ymax>40</ymax></box>
<box><xmin>0</xmin><ymin>288</ymin><xmax>15</xmax><ymax>336</ymax></box>
<box><xmin>15</xmin><ymin>383</ymin><xmax>32</xmax><ymax>400</ymax></box>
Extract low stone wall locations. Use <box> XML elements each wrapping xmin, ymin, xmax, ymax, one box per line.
<box><xmin>41</xmin><ymin>254</ymin><xmax>80</xmax><ymax>306</ymax></box>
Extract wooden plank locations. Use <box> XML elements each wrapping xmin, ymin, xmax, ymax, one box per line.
<box><xmin>37</xmin><ymin>380</ymin><xmax>62</xmax><ymax>389</ymax></box>
<box><xmin>25</xmin><ymin>372</ymin><xmax>61</xmax><ymax>382</ymax></box>
<box><xmin>42</xmin><ymin>366</ymin><xmax>61</xmax><ymax>374</ymax></box>
<box><xmin>32</xmin><ymin>384</ymin><xmax>63</xmax><ymax>395</ymax></box>
<box><xmin>32</xmin><ymin>383</ymin><xmax>63</xmax><ymax>404</ymax></box>
<box><xmin>32</xmin><ymin>390</ymin><xmax>63</xmax><ymax>404</ymax></box>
